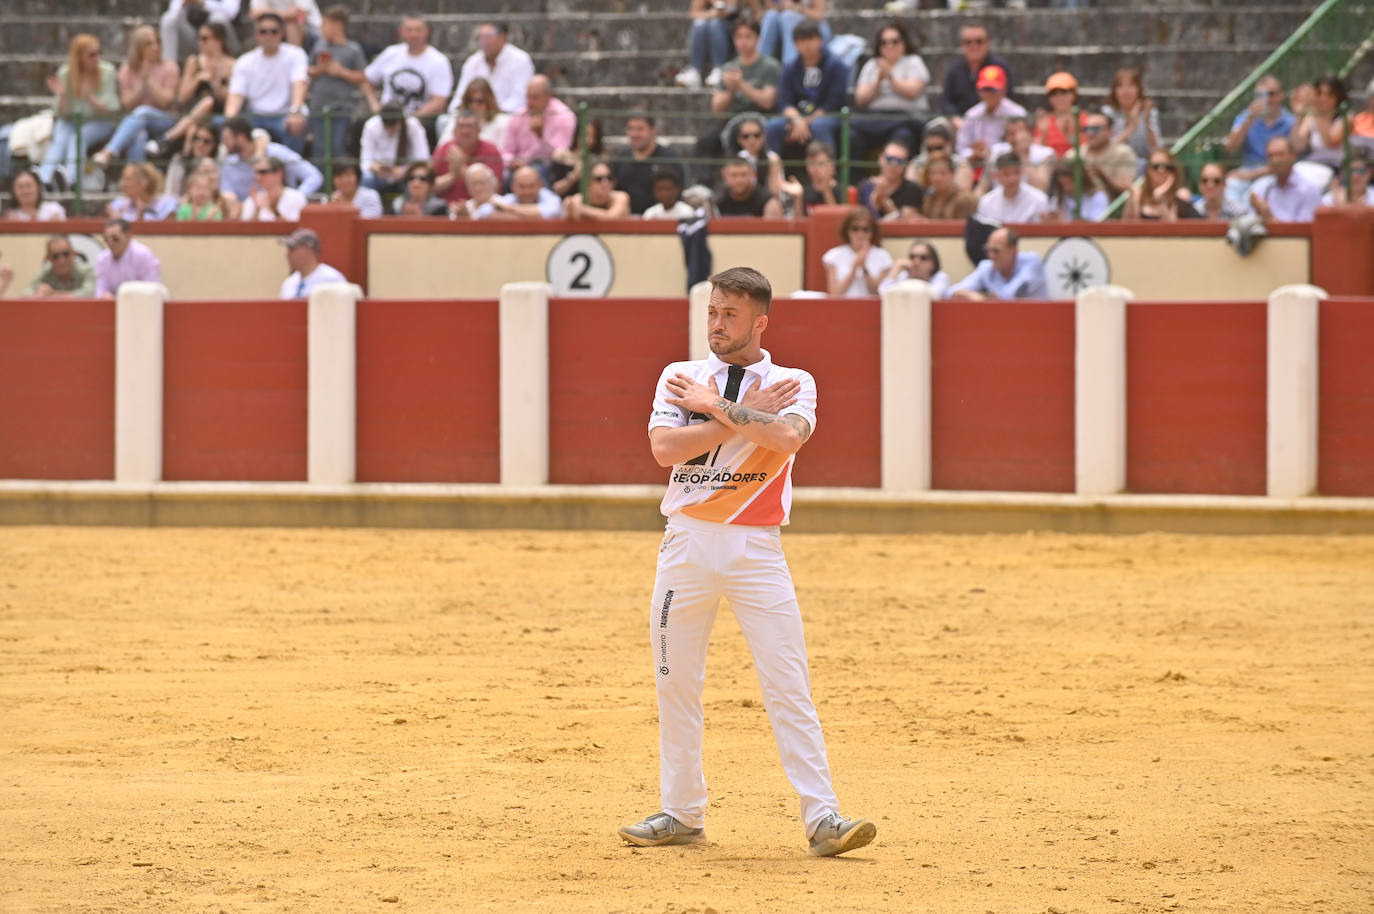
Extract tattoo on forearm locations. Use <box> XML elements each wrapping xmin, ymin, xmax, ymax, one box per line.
<box><xmin>724</xmin><ymin>403</ymin><xmax>778</xmax><ymax>427</ymax></box>
<box><xmin>783</xmin><ymin>413</ymin><xmax>813</xmax><ymax>442</ymax></box>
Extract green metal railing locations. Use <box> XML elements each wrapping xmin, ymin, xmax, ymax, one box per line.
<box><xmin>1101</xmin><ymin>0</ymin><xmax>1374</xmax><ymax>219</ymax></box>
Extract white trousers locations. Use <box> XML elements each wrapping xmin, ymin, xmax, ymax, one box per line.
<box><xmin>650</xmin><ymin>513</ymin><xmax>838</xmax><ymax>838</ymax></box>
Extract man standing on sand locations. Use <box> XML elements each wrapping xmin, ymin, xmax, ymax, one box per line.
<box><xmin>618</xmin><ymin>266</ymin><xmax>877</xmax><ymax>858</ymax></box>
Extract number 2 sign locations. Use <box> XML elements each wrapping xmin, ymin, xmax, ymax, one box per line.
<box><xmin>546</xmin><ymin>234</ymin><xmax>615</xmax><ymax>297</ymax></box>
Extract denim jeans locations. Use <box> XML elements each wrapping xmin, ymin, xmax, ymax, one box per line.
<box><xmin>688</xmin><ymin>18</ymin><xmax>732</xmax><ymax>75</ymax></box>
<box><xmin>106</xmin><ymin>106</ymin><xmax>179</xmax><ymax>161</ymax></box>
<box><xmin>251</xmin><ymin>114</ymin><xmax>308</xmax><ymax>155</ymax></box>
<box><xmin>309</xmin><ymin>112</ymin><xmax>354</xmax><ymax>165</ymax></box>
<box><xmin>759</xmin><ymin>10</ymin><xmax>832</xmax><ymax>69</ymax></box>
<box><xmin>39</xmin><ymin>117</ymin><xmax>116</xmax><ymax>186</ymax></box>
<box><xmin>765</xmin><ymin>115</ymin><xmax>839</xmax><ymax>158</ymax></box>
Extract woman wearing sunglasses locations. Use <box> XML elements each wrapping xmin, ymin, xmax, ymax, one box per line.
<box><xmin>563</xmin><ymin>159</ymin><xmax>631</xmax><ymax>220</ymax></box>
<box><xmin>1124</xmin><ymin>150</ymin><xmax>1198</xmax><ymax>221</ymax></box>
<box><xmin>1191</xmin><ymin>161</ymin><xmax>1245</xmax><ymax>220</ymax></box>
<box><xmin>822</xmin><ymin>206</ymin><xmax>893</xmax><ymax>297</ymax></box>
<box><xmin>878</xmin><ymin>239</ymin><xmax>948</xmax><ymax>299</ymax></box>
<box><xmin>851</xmin><ymin>21</ymin><xmax>929</xmax><ymax>162</ymax></box>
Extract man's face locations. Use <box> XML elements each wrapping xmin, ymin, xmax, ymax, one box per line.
<box><xmin>477</xmin><ymin>25</ymin><xmax>504</xmax><ymax>57</ymax></box>
<box><xmin>626</xmin><ymin>118</ymin><xmax>654</xmax><ymax>154</ymax></box>
<box><xmin>334</xmin><ymin>168</ymin><xmax>358</xmax><ymax>195</ymax></box>
<box><xmin>1004</xmin><ymin>120</ymin><xmax>1029</xmax><ymax>149</ymax></box>
<box><xmin>286</xmin><ymin>243</ymin><xmax>311</xmax><ymax>272</ymax></box>
<box><xmin>103</xmin><ymin>226</ymin><xmax>130</xmax><ymax>258</ymax></box>
<box><xmin>723</xmin><ymin>163</ymin><xmax>754</xmax><ymax>197</ymax></box>
<box><xmin>1083</xmin><ymin>115</ymin><xmax>1110</xmax><ymax>150</ymax></box>
<box><xmin>47</xmin><ymin>241</ymin><xmax>75</xmax><ymax>277</ymax></box>
<box><xmin>223</xmin><ymin>127</ymin><xmax>250</xmax><ymax>156</ymax></box>
<box><xmin>467</xmin><ymin>170</ymin><xmax>494</xmax><ymax>199</ymax></box>
<box><xmin>880</xmin><ymin>145</ymin><xmax>908</xmax><ymax>179</ymax></box>
<box><xmin>1266</xmin><ymin>138</ymin><xmax>1294</xmax><ymax>180</ymax></box>
<box><xmin>319</xmin><ymin>17</ymin><xmax>342</xmax><ymax>43</ymax></box>
<box><xmin>254</xmin><ymin>17</ymin><xmax>283</xmax><ymax>53</ymax></box>
<box><xmin>707</xmin><ymin>288</ymin><xmax>765</xmax><ymax>358</ymax></box>
<box><xmin>985</xmin><ymin>230</ymin><xmax>1016</xmax><ymax>275</ymax></box>
<box><xmin>400</xmin><ymin>18</ymin><xmax>428</xmax><ymax>51</ymax></box>
<box><xmin>1257</xmin><ymin>78</ymin><xmax>1282</xmax><ymax>114</ymax></box>
<box><xmin>806</xmin><ymin>153</ymin><xmax>834</xmax><ymax>184</ymax></box>
<box><xmin>733</xmin><ymin>26</ymin><xmax>758</xmax><ymax>58</ymax></box>
<box><xmin>996</xmin><ymin>164</ymin><xmax>1022</xmax><ymax>196</ymax></box>
<box><xmin>454</xmin><ymin>116</ymin><xmax>480</xmax><ymax>148</ymax></box>
<box><xmin>960</xmin><ymin>27</ymin><xmax>989</xmax><ymax>66</ymax></box>
<box><xmin>525</xmin><ymin>81</ymin><xmax>549</xmax><ymax>112</ymax></box>
<box><xmin>978</xmin><ymin>85</ymin><xmax>1004</xmax><ymax>110</ymax></box>
<box><xmin>795</xmin><ymin>35</ymin><xmax>822</xmax><ymax>66</ymax></box>
<box><xmin>512</xmin><ymin>168</ymin><xmax>541</xmax><ymax>202</ymax></box>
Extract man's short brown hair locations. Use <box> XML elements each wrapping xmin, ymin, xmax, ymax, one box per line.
<box><xmin>710</xmin><ymin>267</ymin><xmax>772</xmax><ymax>314</ymax></box>
<box><xmin>323</xmin><ymin>5</ymin><xmax>349</xmax><ymax>25</ymax></box>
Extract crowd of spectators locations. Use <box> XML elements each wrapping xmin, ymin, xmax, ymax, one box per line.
<box><xmin>0</xmin><ymin>4</ymin><xmax>1371</xmax><ymax>302</ymax></box>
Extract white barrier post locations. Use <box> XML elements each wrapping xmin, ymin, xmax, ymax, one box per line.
<box><xmin>307</xmin><ymin>282</ymin><xmax>362</xmax><ymax>485</ymax></box>
<box><xmin>880</xmin><ymin>279</ymin><xmax>932</xmax><ymax>491</ymax></box>
<box><xmin>1075</xmin><ymin>284</ymin><xmax>1132</xmax><ymax>496</ymax></box>
<box><xmin>688</xmin><ymin>280</ymin><xmax>712</xmax><ymax>361</ymax></box>
<box><xmin>499</xmin><ymin>282</ymin><xmax>552</xmax><ymax>486</ymax></box>
<box><xmin>1267</xmin><ymin>283</ymin><xmax>1324</xmax><ymax>499</ymax></box>
<box><xmin>114</xmin><ymin>281</ymin><xmax>168</xmax><ymax>484</ymax></box>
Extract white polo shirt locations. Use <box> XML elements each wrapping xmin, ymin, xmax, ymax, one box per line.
<box><xmin>228</xmin><ymin>44</ymin><xmax>308</xmax><ymax>115</ymax></box>
<box><xmin>279</xmin><ymin>262</ymin><xmax>347</xmax><ymax>299</ymax></box>
<box><xmin>648</xmin><ymin>349</ymin><xmax>817</xmax><ymax>526</ymax></box>
<box><xmin>452</xmin><ymin>43</ymin><xmax>536</xmax><ymax>115</ymax></box>
<box><xmin>976</xmin><ymin>182</ymin><xmax>1050</xmax><ymax>223</ymax></box>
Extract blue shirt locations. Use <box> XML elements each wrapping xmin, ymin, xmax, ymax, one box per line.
<box><xmin>1230</xmin><ymin>109</ymin><xmax>1294</xmax><ymax>167</ymax></box>
<box><xmin>949</xmin><ymin>252</ymin><xmax>1049</xmax><ymax>300</ymax></box>
<box><xmin>777</xmin><ymin>49</ymin><xmax>850</xmax><ymax>118</ymax></box>
<box><xmin>221</xmin><ymin>142</ymin><xmax>324</xmax><ymax>199</ymax></box>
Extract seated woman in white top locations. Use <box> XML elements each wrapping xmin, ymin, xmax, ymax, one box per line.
<box><xmin>822</xmin><ymin>206</ymin><xmax>894</xmax><ymax>298</ymax></box>
<box><xmin>878</xmin><ymin>239</ymin><xmax>950</xmax><ymax>299</ymax></box>
<box><xmin>851</xmin><ymin>21</ymin><xmax>929</xmax><ymax>160</ymax></box>
<box><xmin>240</xmin><ymin>155</ymin><xmax>308</xmax><ymax>221</ymax></box>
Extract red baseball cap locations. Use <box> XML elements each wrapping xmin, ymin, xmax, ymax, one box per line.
<box><xmin>976</xmin><ymin>65</ymin><xmax>1007</xmax><ymax>92</ymax></box>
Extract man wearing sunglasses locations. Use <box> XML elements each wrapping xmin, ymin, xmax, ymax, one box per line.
<box><xmin>940</xmin><ymin>22</ymin><xmax>1015</xmax><ymax>128</ymax></box>
<box><xmin>1061</xmin><ymin>109</ymin><xmax>1138</xmax><ymax>200</ymax></box>
<box><xmin>25</xmin><ymin>235</ymin><xmax>95</xmax><ymax>298</ymax></box>
<box><xmin>225</xmin><ymin>12</ymin><xmax>310</xmax><ymax>154</ymax></box>
<box><xmin>160</xmin><ymin>0</ymin><xmax>240</xmax><ymax>63</ymax></box>
<box><xmin>858</xmin><ymin>141</ymin><xmax>922</xmax><ymax>220</ymax></box>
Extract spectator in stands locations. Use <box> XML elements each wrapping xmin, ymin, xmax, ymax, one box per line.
<box><xmin>220</xmin><ymin>116</ymin><xmax>322</xmax><ymax>198</ymax></box>
<box><xmin>1124</xmin><ymin>149</ymin><xmax>1198</xmax><ymax>221</ymax></box>
<box><xmin>5</xmin><ymin>171</ymin><xmax>68</xmax><ymax>221</ymax></box>
<box><xmin>918</xmin><ymin>151</ymin><xmax>976</xmax><ymax>220</ymax></box>
<box><xmin>949</xmin><ymin>226</ymin><xmax>1048</xmax><ymax>301</ymax></box>
<box><xmin>108</xmin><ymin>162</ymin><xmax>178</xmax><ymax>220</ymax></box>
<box><xmin>696</xmin><ymin>17</ymin><xmax>779</xmax><ymax>177</ymax></box>
<box><xmin>1322</xmin><ymin>150</ymin><xmax>1373</xmax><ymax>206</ymax></box>
<box><xmin>1034</xmin><ymin>72</ymin><xmax>1087</xmax><ymax>159</ymax></box>
<box><xmin>731</xmin><ymin>114</ymin><xmax>785</xmax><ymax>201</ymax></box>
<box><xmin>240</xmin><ymin>155</ymin><xmax>308</xmax><ymax>220</ymax></box>
<box><xmin>448</xmin><ymin>78</ymin><xmax>511</xmax><ymax>149</ymax></box>
<box><xmin>391</xmin><ymin>162</ymin><xmax>447</xmax><ymax>216</ymax></box>
<box><xmin>613</xmin><ymin>115</ymin><xmax>684</xmax><ymax>216</ymax></box>
<box><xmin>779</xmin><ymin>140</ymin><xmax>839</xmax><ymax>215</ymax></box>
<box><xmin>1224</xmin><ymin>74</ymin><xmax>1293</xmax><ymax>203</ymax></box>
<box><xmin>986</xmin><ymin>115</ymin><xmax>1052</xmax><ymax>192</ymax></box>
<box><xmin>956</xmin><ymin>226</ymin><xmax>1049</xmax><ymax>301</ymax></box>
<box><xmin>765</xmin><ymin>21</ymin><xmax>848</xmax><ymax>159</ymax></box>
<box><xmin>564</xmin><ymin>158</ymin><xmax>632</xmax><ymax>220</ymax></box>
<box><xmin>488</xmin><ymin>164</ymin><xmax>563</xmax><ymax>220</ymax></box>
<box><xmin>878</xmin><ymin>239</ymin><xmax>948</xmax><ymax>298</ymax></box>
<box><xmin>858</xmin><ymin>141</ymin><xmax>922</xmax><ymax>220</ymax></box>
<box><xmin>307</xmin><ymin>5</ymin><xmax>376</xmax><ymax>162</ymax></box>
<box><xmin>361</xmin><ymin>103</ymin><xmax>430</xmax><ymax>192</ymax></box>
<box><xmin>95</xmin><ymin>218</ymin><xmax>161</xmax><ymax>296</ymax></box>
<box><xmin>251</xmin><ymin>0</ymin><xmax>321</xmax><ymax>51</ymax></box>
<box><xmin>25</xmin><ymin>235</ymin><xmax>96</xmax><ymax>297</ymax></box>
<box><xmin>183</xmin><ymin>156</ymin><xmax>240</xmax><ymax>217</ymax></box>
<box><xmin>278</xmin><ymin>227</ymin><xmax>345</xmax><ymax>297</ymax></box>
<box><xmin>1248</xmin><ymin>136</ymin><xmax>1321</xmax><ymax>223</ymax></box>
<box><xmin>1102</xmin><ymin>67</ymin><xmax>1159</xmax><ymax>164</ymax></box>
<box><xmin>643</xmin><ymin>168</ymin><xmax>697</xmax><ymax>220</ymax></box>
<box><xmin>450</xmin><ymin>162</ymin><xmax>501</xmax><ymax>219</ymax></box>
<box><xmin>160</xmin><ymin>0</ymin><xmax>240</xmax><ymax>64</ymax></box>
<box><xmin>501</xmin><ymin>75</ymin><xmax>578</xmax><ymax>180</ymax></box>
<box><xmin>164</xmin><ymin>124</ymin><xmax>222</xmax><ymax>197</ymax></box>
<box><xmin>1192</xmin><ymin>161</ymin><xmax>1245</xmax><ymax>220</ymax></box>
<box><xmin>906</xmin><ymin>120</ymin><xmax>974</xmax><ymax>192</ymax></box>
<box><xmin>975</xmin><ymin>152</ymin><xmax>1048</xmax><ymax>224</ymax></box>
<box><xmin>93</xmin><ymin>26</ymin><xmax>181</xmax><ymax>168</ymax></box>
<box><xmin>1064</xmin><ymin>109</ymin><xmax>1138</xmax><ymax>201</ymax></box>
<box><xmin>1290</xmin><ymin>75</ymin><xmax>1348</xmax><ymax>170</ymax></box>
<box><xmin>225</xmin><ymin>12</ymin><xmax>309</xmax><ymax>154</ymax></box>
<box><xmin>174</xmin><ymin>168</ymin><xmax>228</xmax><ymax>220</ymax></box>
<box><xmin>956</xmin><ymin>66</ymin><xmax>1026</xmax><ymax>177</ymax></box>
<box><xmin>822</xmin><ymin>206</ymin><xmax>892</xmax><ymax>297</ymax></box>
<box><xmin>1353</xmin><ymin>78</ymin><xmax>1374</xmax><ymax>148</ymax></box>
<box><xmin>759</xmin><ymin>0</ymin><xmax>829</xmax><ymax>70</ymax></box>
<box><xmin>550</xmin><ymin>119</ymin><xmax>603</xmax><ymax>198</ymax></box>
<box><xmin>1042</xmin><ymin>158</ymin><xmax>1109</xmax><ymax>222</ymax></box>
<box><xmin>454</xmin><ymin>22</ymin><xmax>535</xmax><ymax>115</ymax></box>
<box><xmin>433</xmin><ymin>110</ymin><xmax>504</xmax><ymax>206</ymax></box>
<box><xmin>364</xmin><ymin>15</ymin><xmax>453</xmax><ymax>124</ymax></box>
<box><xmin>851</xmin><ymin>21</ymin><xmax>929</xmax><ymax>162</ymax></box>
<box><xmin>715</xmin><ymin>158</ymin><xmax>781</xmax><ymax>216</ymax></box>
<box><xmin>147</xmin><ymin>21</ymin><xmax>236</xmax><ymax>160</ymax></box>
<box><xmin>39</xmin><ymin>34</ymin><xmax>120</xmax><ymax>190</ymax></box>
<box><xmin>329</xmin><ymin>159</ymin><xmax>382</xmax><ymax>217</ymax></box>
<box><xmin>673</xmin><ymin>0</ymin><xmax>738</xmax><ymax>90</ymax></box>
<box><xmin>941</xmin><ymin>21</ymin><xmax>1015</xmax><ymax>127</ymax></box>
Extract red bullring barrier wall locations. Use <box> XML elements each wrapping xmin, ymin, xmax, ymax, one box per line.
<box><xmin>356</xmin><ymin>299</ymin><xmax>501</xmax><ymax>483</ymax></box>
<box><xmin>1125</xmin><ymin>302</ymin><xmax>1267</xmax><ymax>495</ymax></box>
<box><xmin>0</xmin><ymin>298</ymin><xmax>115</xmax><ymax>479</ymax></box>
<box><xmin>1318</xmin><ymin>297</ymin><xmax>1374</xmax><ymax>496</ymax></box>
<box><xmin>162</xmin><ymin>299</ymin><xmax>308</xmax><ymax>481</ymax></box>
<box><xmin>931</xmin><ymin>300</ymin><xmax>1076</xmax><ymax>492</ymax></box>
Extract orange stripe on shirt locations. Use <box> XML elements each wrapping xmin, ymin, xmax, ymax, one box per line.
<box><xmin>730</xmin><ymin>465</ymin><xmax>789</xmax><ymax>525</ymax></box>
<box><xmin>679</xmin><ymin>448</ymin><xmax>790</xmax><ymax>524</ymax></box>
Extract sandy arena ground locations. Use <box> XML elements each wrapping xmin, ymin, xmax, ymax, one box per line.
<box><xmin>1</xmin><ymin>527</ymin><xmax>1371</xmax><ymax>913</ymax></box>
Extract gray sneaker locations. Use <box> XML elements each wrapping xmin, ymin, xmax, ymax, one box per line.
<box><xmin>618</xmin><ymin>811</ymin><xmax>705</xmax><ymax>847</ymax></box>
<box><xmin>808</xmin><ymin>812</ymin><xmax>877</xmax><ymax>857</ymax></box>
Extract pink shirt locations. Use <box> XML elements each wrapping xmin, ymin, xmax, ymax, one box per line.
<box><xmin>500</xmin><ymin>96</ymin><xmax>577</xmax><ymax>165</ymax></box>
<box><xmin>118</xmin><ymin>60</ymin><xmax>181</xmax><ymax>111</ymax></box>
